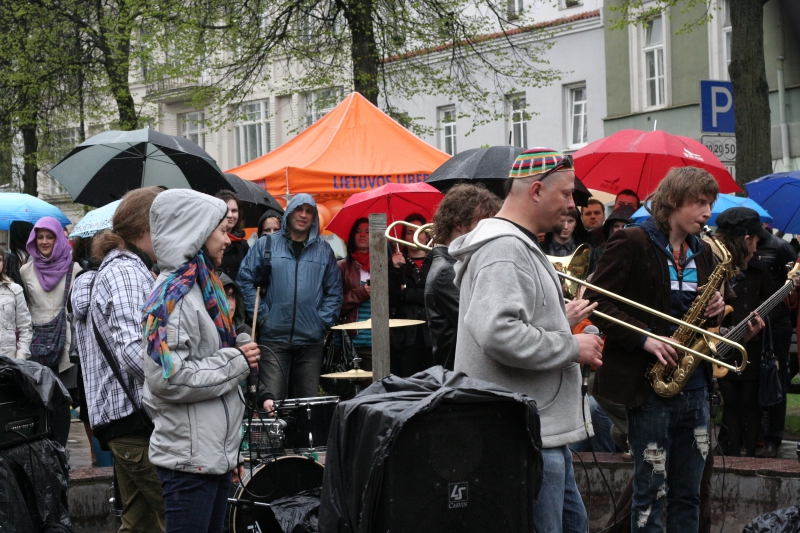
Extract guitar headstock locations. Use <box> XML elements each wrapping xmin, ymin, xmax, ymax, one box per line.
<box><xmin>788</xmin><ymin>261</ymin><xmax>800</xmax><ymax>287</ymax></box>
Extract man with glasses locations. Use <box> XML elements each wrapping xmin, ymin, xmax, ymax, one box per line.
<box><xmin>451</xmin><ymin>148</ymin><xmax>603</xmax><ymax>533</ymax></box>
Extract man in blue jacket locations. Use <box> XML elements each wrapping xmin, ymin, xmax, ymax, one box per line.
<box><xmin>238</xmin><ymin>194</ymin><xmax>343</xmax><ymax>408</ymax></box>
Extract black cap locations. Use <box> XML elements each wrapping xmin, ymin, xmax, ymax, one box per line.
<box><xmin>602</xmin><ymin>205</ymin><xmax>636</xmax><ymax>241</ymax></box>
<box><xmin>715</xmin><ymin>207</ymin><xmax>772</xmax><ymax>241</ymax></box>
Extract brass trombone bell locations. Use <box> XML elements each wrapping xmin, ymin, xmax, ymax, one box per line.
<box><xmin>385</xmin><ymin>220</ymin><xmax>433</xmax><ymax>251</ymax></box>
<box><xmin>556</xmin><ymin>271</ymin><xmax>747</xmax><ymax>374</ymax></box>
<box><xmin>547</xmin><ymin>244</ymin><xmax>591</xmax><ymax>299</ymax></box>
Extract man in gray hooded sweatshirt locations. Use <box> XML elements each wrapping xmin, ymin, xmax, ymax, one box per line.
<box><xmin>451</xmin><ymin>148</ymin><xmax>603</xmax><ymax>533</ymax></box>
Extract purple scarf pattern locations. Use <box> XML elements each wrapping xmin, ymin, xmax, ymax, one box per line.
<box><xmin>26</xmin><ymin>216</ymin><xmax>73</xmax><ymax>292</ymax></box>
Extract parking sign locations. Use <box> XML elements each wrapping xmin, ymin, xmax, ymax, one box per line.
<box><xmin>701</xmin><ymin>80</ymin><xmax>735</xmax><ymax>134</ymax></box>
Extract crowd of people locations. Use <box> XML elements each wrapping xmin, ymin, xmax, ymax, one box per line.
<box><xmin>2</xmin><ymin>150</ymin><xmax>800</xmax><ymax>533</ymax></box>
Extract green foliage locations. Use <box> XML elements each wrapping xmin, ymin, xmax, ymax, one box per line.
<box><xmin>607</xmin><ymin>0</ymin><xmax>717</xmax><ymax>34</ymax></box>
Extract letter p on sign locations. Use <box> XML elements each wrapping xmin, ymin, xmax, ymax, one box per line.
<box><xmin>701</xmin><ymin>80</ymin><xmax>735</xmax><ymax>134</ymax></box>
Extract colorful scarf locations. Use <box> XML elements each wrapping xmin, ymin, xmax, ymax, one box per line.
<box><xmin>142</xmin><ymin>250</ymin><xmax>236</xmax><ymax>378</ymax></box>
<box><xmin>26</xmin><ymin>217</ymin><xmax>73</xmax><ymax>292</ymax></box>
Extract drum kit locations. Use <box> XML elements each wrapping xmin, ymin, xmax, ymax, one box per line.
<box><xmin>229</xmin><ymin>318</ymin><xmax>424</xmax><ymax>532</ymax></box>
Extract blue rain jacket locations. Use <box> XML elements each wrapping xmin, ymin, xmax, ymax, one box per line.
<box><xmin>237</xmin><ymin>194</ymin><xmax>343</xmax><ymax>345</ymax></box>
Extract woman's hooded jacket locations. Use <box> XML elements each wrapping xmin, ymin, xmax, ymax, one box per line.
<box><xmin>143</xmin><ymin>189</ymin><xmax>250</xmax><ymax>475</ymax></box>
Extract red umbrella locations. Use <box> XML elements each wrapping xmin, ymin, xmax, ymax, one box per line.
<box><xmin>573</xmin><ymin>129</ymin><xmax>740</xmax><ymax>198</ymax></box>
<box><xmin>326</xmin><ymin>182</ymin><xmax>444</xmax><ymax>242</ymax></box>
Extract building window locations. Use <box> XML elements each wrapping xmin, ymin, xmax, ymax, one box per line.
<box><xmin>643</xmin><ymin>15</ymin><xmax>666</xmax><ymax>108</ymax></box>
<box><xmin>305</xmin><ymin>87</ymin><xmax>343</xmax><ymax>127</ymax></box>
<box><xmin>181</xmin><ymin>111</ymin><xmax>206</xmax><ymax>150</ymax></box>
<box><xmin>507</xmin><ymin>0</ymin><xmax>523</xmax><ymax>18</ymax></box>
<box><xmin>568</xmin><ymin>86</ymin><xmax>588</xmax><ymax>147</ymax></box>
<box><xmin>560</xmin><ymin>0</ymin><xmax>581</xmax><ymax>8</ymax></box>
<box><xmin>234</xmin><ymin>101</ymin><xmax>271</xmax><ymax>166</ymax></box>
<box><xmin>722</xmin><ymin>0</ymin><xmax>732</xmax><ymax>73</ymax></box>
<box><xmin>508</xmin><ymin>95</ymin><xmax>528</xmax><ymax>149</ymax></box>
<box><xmin>438</xmin><ymin>106</ymin><xmax>457</xmax><ymax>156</ymax></box>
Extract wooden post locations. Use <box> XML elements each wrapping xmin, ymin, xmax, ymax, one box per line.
<box><xmin>369</xmin><ymin>213</ymin><xmax>390</xmax><ymax>381</ymax></box>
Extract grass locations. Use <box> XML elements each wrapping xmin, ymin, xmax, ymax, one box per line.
<box><xmin>787</xmin><ymin>394</ymin><xmax>800</xmax><ymax>439</ymax></box>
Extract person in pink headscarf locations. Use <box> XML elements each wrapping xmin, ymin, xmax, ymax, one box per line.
<box><xmin>19</xmin><ymin>216</ymin><xmax>81</xmax><ymax>446</ymax></box>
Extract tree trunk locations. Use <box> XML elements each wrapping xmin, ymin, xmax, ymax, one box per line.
<box><xmin>728</xmin><ymin>0</ymin><xmax>773</xmax><ymax>187</ymax></box>
<box><xmin>345</xmin><ymin>0</ymin><xmax>380</xmax><ymax>105</ymax></box>
<box><xmin>21</xmin><ymin>121</ymin><xmax>38</xmax><ymax>197</ymax></box>
<box><xmin>106</xmin><ymin>54</ymin><xmax>138</xmax><ymax>130</ymax></box>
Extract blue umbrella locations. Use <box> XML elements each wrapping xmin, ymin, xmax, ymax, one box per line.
<box><xmin>69</xmin><ymin>200</ymin><xmax>122</xmax><ymax>238</ymax></box>
<box><xmin>0</xmin><ymin>193</ymin><xmax>71</xmax><ymax>230</ymax></box>
<box><xmin>631</xmin><ymin>194</ymin><xmax>773</xmax><ymax>226</ymax></box>
<box><xmin>745</xmin><ymin>172</ymin><xmax>800</xmax><ymax>234</ymax></box>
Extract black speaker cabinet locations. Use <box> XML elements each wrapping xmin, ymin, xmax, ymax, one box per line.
<box><xmin>373</xmin><ymin>401</ymin><xmax>536</xmax><ymax>532</ymax></box>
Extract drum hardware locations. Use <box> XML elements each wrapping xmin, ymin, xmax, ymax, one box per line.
<box><xmin>230</xmin><ymin>455</ymin><xmax>325</xmax><ymax>533</ymax></box>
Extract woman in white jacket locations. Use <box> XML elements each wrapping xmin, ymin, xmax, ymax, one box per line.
<box><xmin>143</xmin><ymin>189</ymin><xmax>260</xmax><ymax>533</ymax></box>
<box><xmin>19</xmin><ymin>216</ymin><xmax>81</xmax><ymax>446</ymax></box>
<box><xmin>0</xmin><ymin>246</ymin><xmax>32</xmax><ymax>359</ymax></box>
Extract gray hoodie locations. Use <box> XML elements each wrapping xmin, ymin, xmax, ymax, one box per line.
<box><xmin>450</xmin><ymin>217</ymin><xmax>591</xmax><ymax>448</ymax></box>
<box><xmin>143</xmin><ymin>189</ymin><xmax>250</xmax><ymax>475</ymax></box>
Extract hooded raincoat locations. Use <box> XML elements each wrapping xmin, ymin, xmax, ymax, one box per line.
<box><xmin>237</xmin><ymin>194</ymin><xmax>343</xmax><ymax>345</ymax></box>
<box><xmin>143</xmin><ymin>189</ymin><xmax>250</xmax><ymax>475</ymax></box>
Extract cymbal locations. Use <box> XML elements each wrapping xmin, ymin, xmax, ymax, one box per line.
<box><xmin>331</xmin><ymin>319</ymin><xmax>425</xmax><ymax>330</ymax></box>
<box><xmin>321</xmin><ymin>368</ymin><xmax>373</xmax><ymax>380</ymax></box>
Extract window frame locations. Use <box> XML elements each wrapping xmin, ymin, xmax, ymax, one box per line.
<box><xmin>234</xmin><ymin>100</ymin><xmax>272</xmax><ymax>167</ymax></box>
<box><xmin>180</xmin><ymin>111</ymin><xmax>207</xmax><ymax>150</ymax></box>
<box><xmin>628</xmin><ymin>8</ymin><xmax>671</xmax><ymax>113</ymax></box>
<box><xmin>507</xmin><ymin>94</ymin><xmax>528</xmax><ymax>149</ymax></box>
<box><xmin>566</xmin><ymin>84</ymin><xmax>588</xmax><ymax>149</ymax></box>
<box><xmin>304</xmin><ymin>87</ymin><xmax>344</xmax><ymax>128</ymax></box>
<box><xmin>438</xmin><ymin>105</ymin><xmax>458</xmax><ymax>156</ymax></box>
<box><xmin>642</xmin><ymin>15</ymin><xmax>666</xmax><ymax>109</ymax></box>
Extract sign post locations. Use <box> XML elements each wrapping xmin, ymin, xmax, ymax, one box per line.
<box><xmin>700</xmin><ymin>80</ymin><xmax>736</xmax><ymax>179</ymax></box>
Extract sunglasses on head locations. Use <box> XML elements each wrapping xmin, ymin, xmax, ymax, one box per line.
<box><xmin>537</xmin><ymin>154</ymin><xmax>574</xmax><ymax>181</ymax></box>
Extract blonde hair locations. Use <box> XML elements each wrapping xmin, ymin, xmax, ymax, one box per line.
<box><xmin>646</xmin><ymin>167</ymin><xmax>718</xmax><ymax>235</ymax></box>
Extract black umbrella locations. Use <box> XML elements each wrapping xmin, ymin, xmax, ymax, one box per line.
<box><xmin>48</xmin><ymin>128</ymin><xmax>230</xmax><ymax>207</ymax></box>
<box><xmin>426</xmin><ymin>146</ymin><xmax>591</xmax><ymax>206</ymax></box>
<box><xmin>426</xmin><ymin>146</ymin><xmax>524</xmax><ymax>198</ymax></box>
<box><xmin>222</xmin><ymin>173</ymin><xmax>284</xmax><ymax>227</ymax></box>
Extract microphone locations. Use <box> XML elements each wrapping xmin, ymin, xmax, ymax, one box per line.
<box><xmin>237</xmin><ymin>333</ymin><xmax>259</xmax><ymax>397</ymax></box>
<box><xmin>582</xmin><ymin>325</ymin><xmax>601</xmax><ymax>396</ymax></box>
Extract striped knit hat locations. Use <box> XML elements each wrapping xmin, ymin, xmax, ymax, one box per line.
<box><xmin>509</xmin><ymin>147</ymin><xmax>567</xmax><ymax>179</ymax></box>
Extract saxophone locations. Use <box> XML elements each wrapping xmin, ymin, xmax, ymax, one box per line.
<box><xmin>647</xmin><ymin>237</ymin><xmax>734</xmax><ymax>397</ymax></box>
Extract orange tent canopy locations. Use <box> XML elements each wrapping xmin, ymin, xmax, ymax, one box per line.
<box><xmin>227</xmin><ymin>92</ymin><xmax>451</xmax><ymax>201</ymax></box>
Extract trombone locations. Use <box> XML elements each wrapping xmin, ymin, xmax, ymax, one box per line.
<box><xmin>548</xmin><ymin>246</ymin><xmax>746</xmax><ymax>374</ymax></box>
<box><xmin>385</xmin><ymin>220</ymin><xmax>434</xmax><ymax>251</ymax></box>
<box><xmin>383</xmin><ymin>221</ymin><xmax>747</xmax><ymax>374</ymax></box>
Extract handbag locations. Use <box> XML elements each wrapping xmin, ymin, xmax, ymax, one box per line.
<box><xmin>30</xmin><ymin>269</ymin><xmax>72</xmax><ymax>368</ymax></box>
<box><xmin>759</xmin><ymin>318</ymin><xmax>784</xmax><ymax>407</ymax></box>
<box><xmin>320</xmin><ymin>329</ymin><xmax>356</xmax><ymax>397</ymax></box>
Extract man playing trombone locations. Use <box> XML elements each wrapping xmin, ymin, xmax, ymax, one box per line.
<box><xmin>586</xmin><ymin>167</ymin><xmax>763</xmax><ymax>532</ymax></box>
<box><xmin>451</xmin><ymin>148</ymin><xmax>603</xmax><ymax>533</ymax></box>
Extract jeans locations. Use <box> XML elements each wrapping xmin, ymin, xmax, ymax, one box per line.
<box><xmin>533</xmin><ymin>446</ymin><xmax>587</xmax><ymax>533</ymax></box>
<box><xmin>108</xmin><ymin>434</ymin><xmax>165</xmax><ymax>533</ymax></box>
<box><xmin>763</xmin><ymin>316</ymin><xmax>792</xmax><ymax>447</ymax></box>
<box><xmin>258</xmin><ymin>342</ymin><xmax>324</xmax><ymax>400</ymax></box>
<box><xmin>156</xmin><ymin>467</ymin><xmax>231</xmax><ymax>533</ymax></box>
<box><xmin>627</xmin><ymin>388</ymin><xmax>709</xmax><ymax>533</ymax></box>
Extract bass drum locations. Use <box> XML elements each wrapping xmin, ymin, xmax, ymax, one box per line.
<box><xmin>231</xmin><ymin>455</ymin><xmax>324</xmax><ymax>533</ymax></box>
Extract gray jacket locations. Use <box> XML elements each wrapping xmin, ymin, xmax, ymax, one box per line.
<box><xmin>450</xmin><ymin>218</ymin><xmax>591</xmax><ymax>448</ymax></box>
<box><xmin>143</xmin><ymin>189</ymin><xmax>250</xmax><ymax>475</ymax></box>
<box><xmin>0</xmin><ymin>280</ymin><xmax>32</xmax><ymax>359</ymax></box>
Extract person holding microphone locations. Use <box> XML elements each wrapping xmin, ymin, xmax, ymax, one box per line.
<box><xmin>143</xmin><ymin>189</ymin><xmax>260</xmax><ymax>533</ymax></box>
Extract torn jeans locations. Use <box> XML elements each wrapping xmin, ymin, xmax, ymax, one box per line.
<box><xmin>626</xmin><ymin>388</ymin><xmax>709</xmax><ymax>533</ymax></box>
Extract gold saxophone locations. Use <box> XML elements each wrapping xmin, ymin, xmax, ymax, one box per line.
<box><xmin>647</xmin><ymin>237</ymin><xmax>736</xmax><ymax>397</ymax></box>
